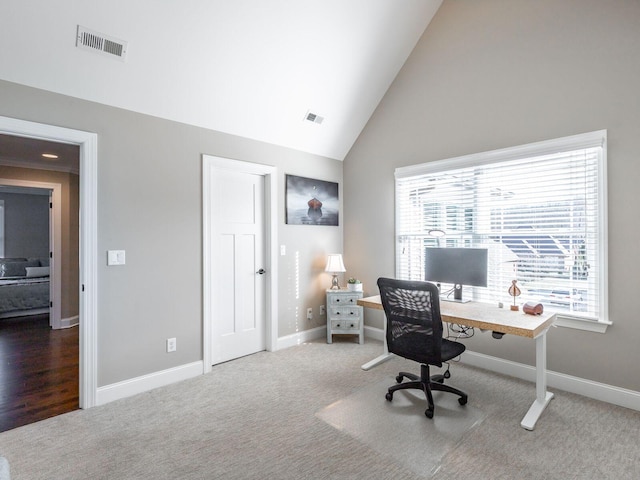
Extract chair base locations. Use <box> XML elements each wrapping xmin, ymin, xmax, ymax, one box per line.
<box><xmin>385</xmin><ymin>364</ymin><xmax>467</xmax><ymax>418</ymax></box>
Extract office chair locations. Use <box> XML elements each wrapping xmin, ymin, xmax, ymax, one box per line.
<box><xmin>377</xmin><ymin>277</ymin><xmax>468</xmax><ymax>419</ymax></box>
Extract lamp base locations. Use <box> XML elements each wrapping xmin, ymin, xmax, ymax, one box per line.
<box><xmin>330</xmin><ymin>274</ymin><xmax>340</xmax><ymax>290</ymax></box>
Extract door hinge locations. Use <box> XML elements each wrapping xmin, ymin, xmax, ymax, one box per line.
<box><xmin>82</xmin><ymin>284</ymin><xmax>85</xmax><ymax>292</ymax></box>
<box><xmin>50</xmin><ymin>202</ymin><xmax>53</xmax><ymax>209</ymax></box>
<box><xmin>49</xmin><ymin>251</ymin><xmax>53</xmax><ymax>258</ymax></box>
<box><xmin>49</xmin><ymin>301</ymin><xmax>53</xmax><ymax>308</ymax></box>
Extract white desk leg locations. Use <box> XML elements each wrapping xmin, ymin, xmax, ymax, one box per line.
<box><xmin>520</xmin><ymin>329</ymin><xmax>554</xmax><ymax>430</ymax></box>
<box><xmin>361</xmin><ymin>342</ymin><xmax>393</xmax><ymax>370</ymax></box>
<box><xmin>361</xmin><ymin>313</ymin><xmax>394</xmax><ymax>370</ymax></box>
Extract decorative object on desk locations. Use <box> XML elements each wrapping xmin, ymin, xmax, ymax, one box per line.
<box><xmin>523</xmin><ymin>302</ymin><xmax>544</xmax><ymax>315</ymax></box>
<box><xmin>347</xmin><ymin>277</ymin><xmax>362</xmax><ymax>292</ymax></box>
<box><xmin>285</xmin><ymin>174</ymin><xmax>339</xmax><ymax>225</ymax></box>
<box><xmin>508</xmin><ymin>279</ymin><xmax>521</xmax><ymax>311</ymax></box>
<box><xmin>325</xmin><ymin>254</ymin><xmax>346</xmax><ymax>289</ymax></box>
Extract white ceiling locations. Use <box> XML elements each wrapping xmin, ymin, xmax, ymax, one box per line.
<box><xmin>0</xmin><ymin>0</ymin><xmax>442</xmax><ymax>160</ymax></box>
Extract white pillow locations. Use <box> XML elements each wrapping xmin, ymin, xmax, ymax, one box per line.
<box><xmin>25</xmin><ymin>266</ymin><xmax>50</xmax><ymax>277</ymax></box>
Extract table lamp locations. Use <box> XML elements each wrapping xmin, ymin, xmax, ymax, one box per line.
<box><xmin>325</xmin><ymin>254</ymin><xmax>346</xmax><ymax>289</ymax></box>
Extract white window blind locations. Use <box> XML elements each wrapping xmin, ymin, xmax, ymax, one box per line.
<box><xmin>395</xmin><ymin>131</ymin><xmax>608</xmax><ymax>328</ymax></box>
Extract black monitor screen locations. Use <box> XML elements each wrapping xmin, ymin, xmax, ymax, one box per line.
<box><xmin>424</xmin><ymin>247</ymin><xmax>488</xmax><ymax>289</ymax></box>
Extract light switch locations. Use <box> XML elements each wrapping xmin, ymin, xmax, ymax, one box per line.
<box><xmin>107</xmin><ymin>250</ymin><xmax>126</xmax><ymax>266</ymax></box>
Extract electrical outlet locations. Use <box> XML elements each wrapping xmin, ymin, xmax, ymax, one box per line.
<box><xmin>319</xmin><ymin>305</ymin><xmax>325</xmax><ymax>315</ymax></box>
<box><xmin>307</xmin><ymin>307</ymin><xmax>313</xmax><ymax>320</ymax></box>
<box><xmin>167</xmin><ymin>337</ymin><xmax>176</xmax><ymax>353</ymax></box>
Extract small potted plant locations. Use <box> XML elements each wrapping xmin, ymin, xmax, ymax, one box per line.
<box><xmin>347</xmin><ymin>277</ymin><xmax>363</xmax><ymax>292</ymax></box>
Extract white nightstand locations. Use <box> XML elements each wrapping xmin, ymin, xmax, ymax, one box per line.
<box><xmin>326</xmin><ymin>289</ymin><xmax>364</xmax><ymax>344</ymax></box>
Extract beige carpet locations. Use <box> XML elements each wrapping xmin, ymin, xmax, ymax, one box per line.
<box><xmin>0</xmin><ymin>339</ymin><xmax>639</xmax><ymax>479</ymax></box>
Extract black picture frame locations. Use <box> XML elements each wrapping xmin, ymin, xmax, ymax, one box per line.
<box><xmin>285</xmin><ymin>174</ymin><xmax>339</xmax><ymax>226</ymax></box>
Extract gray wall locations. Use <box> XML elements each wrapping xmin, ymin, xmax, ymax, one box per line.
<box><xmin>0</xmin><ymin>191</ymin><xmax>49</xmax><ymax>259</ymax></box>
<box><xmin>344</xmin><ymin>0</ymin><xmax>640</xmax><ymax>391</ymax></box>
<box><xmin>0</xmin><ymin>79</ymin><xmax>342</xmax><ymax>387</ymax></box>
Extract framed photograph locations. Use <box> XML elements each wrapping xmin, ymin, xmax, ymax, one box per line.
<box><xmin>285</xmin><ymin>174</ymin><xmax>339</xmax><ymax>226</ymax></box>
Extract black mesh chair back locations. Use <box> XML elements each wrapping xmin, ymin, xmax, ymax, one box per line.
<box><xmin>378</xmin><ymin>277</ymin><xmax>444</xmax><ymax>367</ymax></box>
<box><xmin>377</xmin><ymin>277</ymin><xmax>468</xmax><ymax>418</ymax></box>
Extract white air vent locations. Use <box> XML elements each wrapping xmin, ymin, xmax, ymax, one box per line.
<box><xmin>304</xmin><ymin>111</ymin><xmax>324</xmax><ymax>125</ymax></box>
<box><xmin>76</xmin><ymin>25</ymin><xmax>128</xmax><ymax>61</ymax></box>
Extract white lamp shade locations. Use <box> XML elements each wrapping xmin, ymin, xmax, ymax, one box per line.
<box><xmin>325</xmin><ymin>254</ymin><xmax>346</xmax><ymax>273</ymax></box>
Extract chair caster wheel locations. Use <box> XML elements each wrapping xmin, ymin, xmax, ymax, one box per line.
<box><xmin>425</xmin><ymin>409</ymin><xmax>434</xmax><ymax>419</ymax></box>
<box><xmin>395</xmin><ymin>375</ymin><xmax>403</xmax><ymax>383</ymax></box>
<box><xmin>385</xmin><ymin>392</ymin><xmax>393</xmax><ymax>402</ymax></box>
<box><xmin>458</xmin><ymin>396</ymin><xmax>468</xmax><ymax>406</ymax></box>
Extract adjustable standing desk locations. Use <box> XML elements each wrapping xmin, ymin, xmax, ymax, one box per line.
<box><xmin>357</xmin><ymin>295</ymin><xmax>556</xmax><ymax>430</ymax></box>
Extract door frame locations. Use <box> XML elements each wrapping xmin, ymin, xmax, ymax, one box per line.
<box><xmin>202</xmin><ymin>155</ymin><xmax>278</xmax><ymax>373</ymax></box>
<box><xmin>0</xmin><ymin>178</ymin><xmax>62</xmax><ymax>328</ymax></box>
<box><xmin>0</xmin><ymin>115</ymin><xmax>98</xmax><ymax>408</ymax></box>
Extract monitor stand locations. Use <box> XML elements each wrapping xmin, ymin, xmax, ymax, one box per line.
<box><xmin>440</xmin><ymin>284</ymin><xmax>470</xmax><ymax>303</ymax></box>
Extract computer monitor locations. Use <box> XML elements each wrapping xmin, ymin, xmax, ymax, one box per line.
<box><xmin>424</xmin><ymin>247</ymin><xmax>488</xmax><ymax>302</ymax></box>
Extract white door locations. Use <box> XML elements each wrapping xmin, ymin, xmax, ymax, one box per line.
<box><xmin>209</xmin><ymin>167</ymin><xmax>266</xmax><ymax>364</ymax></box>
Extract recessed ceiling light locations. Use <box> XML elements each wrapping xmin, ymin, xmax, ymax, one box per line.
<box><xmin>42</xmin><ymin>153</ymin><xmax>59</xmax><ymax>159</ymax></box>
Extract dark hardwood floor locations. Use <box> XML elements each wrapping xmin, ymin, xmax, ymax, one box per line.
<box><xmin>0</xmin><ymin>314</ymin><xmax>79</xmax><ymax>432</ymax></box>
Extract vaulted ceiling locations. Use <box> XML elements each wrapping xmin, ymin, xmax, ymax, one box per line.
<box><xmin>0</xmin><ymin>0</ymin><xmax>442</xmax><ymax>161</ymax></box>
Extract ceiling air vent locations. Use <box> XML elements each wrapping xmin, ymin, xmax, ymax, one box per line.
<box><xmin>304</xmin><ymin>111</ymin><xmax>324</xmax><ymax>125</ymax></box>
<box><xmin>76</xmin><ymin>25</ymin><xmax>128</xmax><ymax>61</ymax></box>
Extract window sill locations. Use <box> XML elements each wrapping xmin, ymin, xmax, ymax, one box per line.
<box><xmin>554</xmin><ymin>314</ymin><xmax>611</xmax><ymax>333</ymax></box>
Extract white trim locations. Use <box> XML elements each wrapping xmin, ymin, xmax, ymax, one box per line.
<box><xmin>0</xmin><ymin>178</ymin><xmax>62</xmax><ymax>329</ymax></box>
<box><xmin>461</xmin><ymin>350</ymin><xmax>640</xmax><ymax>412</ymax></box>
<box><xmin>364</xmin><ymin>324</ymin><xmax>385</xmax><ymax>342</ymax></box>
<box><xmin>365</xmin><ymin>326</ymin><xmax>640</xmax><ymax>411</ymax></box>
<box><xmin>395</xmin><ymin>130</ymin><xmax>607</xmax><ymax>178</ymax></box>
<box><xmin>276</xmin><ymin>326</ymin><xmax>326</xmax><ymax>350</ymax></box>
<box><xmin>364</xmin><ymin>326</ymin><xmax>639</xmax><ymax>412</ymax></box>
<box><xmin>0</xmin><ymin>115</ymin><xmax>98</xmax><ymax>409</ymax></box>
<box><xmin>554</xmin><ymin>315</ymin><xmax>611</xmax><ymax>333</ymax></box>
<box><xmin>202</xmin><ymin>155</ymin><xmax>278</xmax><ymax>373</ymax></box>
<box><xmin>60</xmin><ymin>315</ymin><xmax>79</xmax><ymax>328</ymax></box>
<box><xmin>394</xmin><ymin>129</ymin><xmax>609</xmax><ymax>331</ymax></box>
<box><xmin>96</xmin><ymin>361</ymin><xmax>203</xmax><ymax>406</ymax></box>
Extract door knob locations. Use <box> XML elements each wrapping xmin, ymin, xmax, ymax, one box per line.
<box><xmin>256</xmin><ymin>268</ymin><xmax>266</xmax><ymax>275</ymax></box>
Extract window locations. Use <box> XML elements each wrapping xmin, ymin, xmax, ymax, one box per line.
<box><xmin>395</xmin><ymin>131</ymin><xmax>609</xmax><ymax>332</ymax></box>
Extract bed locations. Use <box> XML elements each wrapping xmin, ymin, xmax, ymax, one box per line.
<box><xmin>0</xmin><ymin>258</ymin><xmax>50</xmax><ymax>318</ymax></box>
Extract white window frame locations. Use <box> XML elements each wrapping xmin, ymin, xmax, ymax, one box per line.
<box><xmin>395</xmin><ymin>130</ymin><xmax>610</xmax><ymax>333</ymax></box>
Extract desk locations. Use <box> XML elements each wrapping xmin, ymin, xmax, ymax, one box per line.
<box><xmin>358</xmin><ymin>295</ymin><xmax>556</xmax><ymax>430</ymax></box>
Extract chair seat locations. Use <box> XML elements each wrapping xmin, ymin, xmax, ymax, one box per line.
<box><xmin>390</xmin><ymin>332</ymin><xmax>465</xmax><ymax>365</ymax></box>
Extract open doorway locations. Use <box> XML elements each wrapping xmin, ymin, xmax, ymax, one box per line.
<box><xmin>0</xmin><ymin>134</ymin><xmax>80</xmax><ymax>431</ymax></box>
<box><xmin>0</xmin><ymin>115</ymin><xmax>98</xmax><ymax>413</ymax></box>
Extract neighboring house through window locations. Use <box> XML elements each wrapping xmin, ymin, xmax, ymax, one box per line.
<box><xmin>395</xmin><ymin>130</ymin><xmax>609</xmax><ymax>332</ymax></box>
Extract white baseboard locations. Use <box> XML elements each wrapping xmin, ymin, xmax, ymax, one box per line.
<box><xmin>364</xmin><ymin>327</ymin><xmax>640</xmax><ymax>412</ymax></box>
<box><xmin>96</xmin><ymin>361</ymin><xmax>203</xmax><ymax>406</ymax></box>
<box><xmin>60</xmin><ymin>315</ymin><xmax>79</xmax><ymax>328</ymax></box>
<box><xmin>276</xmin><ymin>326</ymin><xmax>325</xmax><ymax>350</ymax></box>
<box><xmin>364</xmin><ymin>325</ymin><xmax>385</xmax><ymax>342</ymax></box>
<box><xmin>96</xmin><ymin>326</ymin><xmax>327</xmax><ymax>407</ymax></box>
